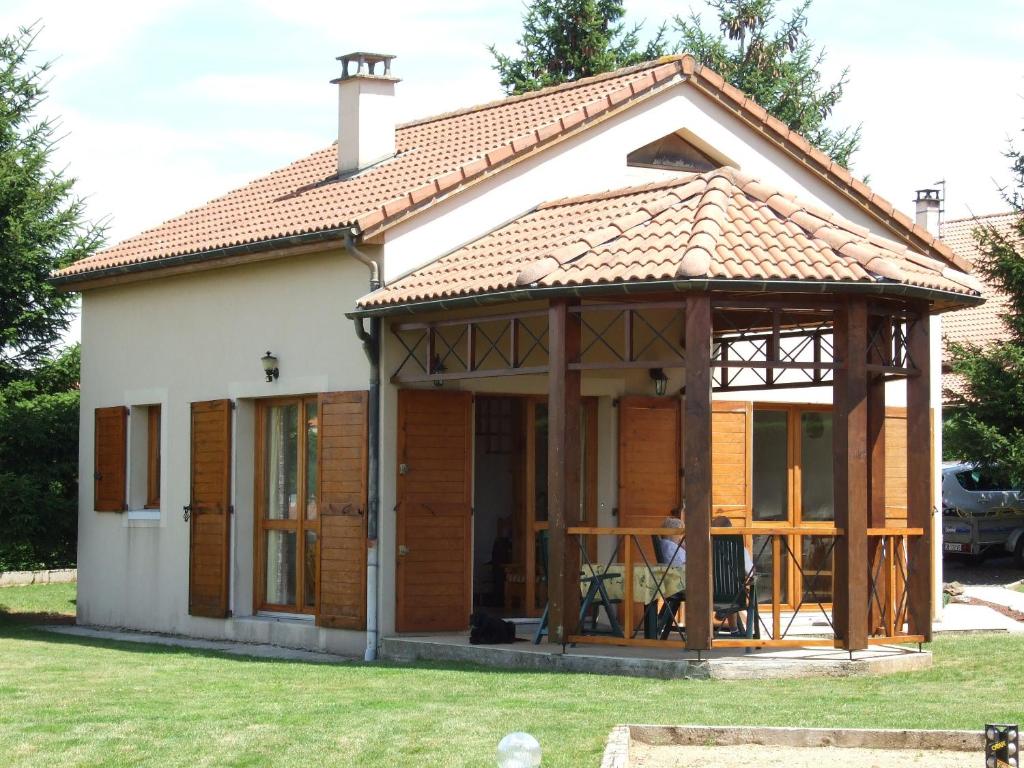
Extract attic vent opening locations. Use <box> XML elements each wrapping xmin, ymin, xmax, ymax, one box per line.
<box><xmin>627</xmin><ymin>131</ymin><xmax>720</xmax><ymax>173</ymax></box>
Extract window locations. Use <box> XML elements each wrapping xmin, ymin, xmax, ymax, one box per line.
<box><xmin>256</xmin><ymin>397</ymin><xmax>319</xmax><ymax>613</ymax></box>
<box><xmin>125</xmin><ymin>404</ymin><xmax>162</xmax><ymax>516</ymax></box>
<box><xmin>627</xmin><ymin>131</ymin><xmax>721</xmax><ymax>173</ymax></box>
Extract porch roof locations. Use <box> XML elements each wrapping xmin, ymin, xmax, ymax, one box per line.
<box><xmin>356</xmin><ymin>168</ymin><xmax>983</xmax><ymax>313</ymax></box>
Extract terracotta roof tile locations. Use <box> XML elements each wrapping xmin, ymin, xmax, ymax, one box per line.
<box><xmin>359</xmin><ymin>168</ymin><xmax>981</xmax><ymax>309</ymax></box>
<box><xmin>56</xmin><ymin>54</ymin><xmax>974</xmax><ymax>283</ymax></box>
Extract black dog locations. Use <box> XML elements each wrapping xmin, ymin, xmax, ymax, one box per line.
<box><xmin>469</xmin><ymin>610</ymin><xmax>518</xmax><ymax>644</ymax></box>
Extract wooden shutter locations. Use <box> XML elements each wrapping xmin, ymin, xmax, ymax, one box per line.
<box><xmin>317</xmin><ymin>391</ymin><xmax>369</xmax><ymax>630</ymax></box>
<box><xmin>395</xmin><ymin>389</ymin><xmax>473</xmax><ymax>633</ymax></box>
<box><xmin>188</xmin><ymin>399</ymin><xmax>232</xmax><ymax>618</ymax></box>
<box><xmin>94</xmin><ymin>406</ymin><xmax>127</xmax><ymax>512</ymax></box>
<box><xmin>618</xmin><ymin>396</ymin><xmax>681</xmax><ymax>538</ymax></box>
<box><xmin>884</xmin><ymin>407</ymin><xmax>908</xmax><ymax>527</ymax></box>
<box><xmin>711</xmin><ymin>401</ymin><xmax>752</xmax><ymax>524</ymax></box>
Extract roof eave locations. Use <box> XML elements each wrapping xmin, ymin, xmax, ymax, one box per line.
<box><xmin>49</xmin><ymin>227</ymin><xmax>356</xmax><ymax>291</ymax></box>
<box><xmin>348</xmin><ymin>278</ymin><xmax>983</xmax><ymax>319</ymax></box>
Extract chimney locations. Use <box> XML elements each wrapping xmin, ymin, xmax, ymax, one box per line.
<box><xmin>332</xmin><ymin>52</ymin><xmax>399</xmax><ymax>175</ymax></box>
<box><xmin>914</xmin><ymin>188</ymin><xmax>942</xmax><ymax>235</ymax></box>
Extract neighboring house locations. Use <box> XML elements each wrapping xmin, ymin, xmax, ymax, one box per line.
<box><xmin>939</xmin><ymin>212</ymin><xmax>1018</xmax><ymax>401</ymax></box>
<box><xmin>53</xmin><ymin>53</ymin><xmax>980</xmax><ymax>658</ymax></box>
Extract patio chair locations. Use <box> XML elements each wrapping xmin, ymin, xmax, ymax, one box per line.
<box><xmin>712</xmin><ymin>535</ymin><xmax>759</xmax><ymax>642</ymax></box>
<box><xmin>649</xmin><ymin>535</ymin><xmax>686</xmax><ymax>640</ymax></box>
<box><xmin>533</xmin><ymin>530</ymin><xmax>623</xmax><ymax>644</ymax></box>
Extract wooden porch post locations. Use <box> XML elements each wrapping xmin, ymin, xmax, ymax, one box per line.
<box><xmin>547</xmin><ymin>298</ymin><xmax>581</xmax><ymax>645</ymax></box>
<box><xmin>833</xmin><ymin>297</ymin><xmax>869</xmax><ymax>651</ymax></box>
<box><xmin>906</xmin><ymin>306</ymin><xmax>933</xmax><ymax>639</ymax></box>
<box><xmin>867</xmin><ymin>316</ymin><xmax>888</xmax><ymax>635</ymax></box>
<box><xmin>684</xmin><ymin>293</ymin><xmax>713</xmax><ymax>650</ymax></box>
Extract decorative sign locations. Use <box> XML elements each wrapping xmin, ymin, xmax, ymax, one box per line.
<box><xmin>986</xmin><ymin>723</ymin><xmax>1019</xmax><ymax>768</ymax></box>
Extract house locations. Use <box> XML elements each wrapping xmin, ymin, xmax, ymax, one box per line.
<box><xmin>939</xmin><ymin>211</ymin><xmax>1018</xmax><ymax>401</ymax></box>
<box><xmin>53</xmin><ymin>53</ymin><xmax>981</xmax><ymax>659</ymax></box>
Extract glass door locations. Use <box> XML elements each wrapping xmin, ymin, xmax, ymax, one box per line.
<box><xmin>751</xmin><ymin>405</ymin><xmax>835</xmax><ymax>611</ymax></box>
<box><xmin>256</xmin><ymin>397</ymin><xmax>319</xmax><ymax>614</ymax></box>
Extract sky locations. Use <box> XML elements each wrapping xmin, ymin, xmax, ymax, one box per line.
<box><xmin>2</xmin><ymin>0</ymin><xmax>1022</xmax><ymax>340</ymax></box>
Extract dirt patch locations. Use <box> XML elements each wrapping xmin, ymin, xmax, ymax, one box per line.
<box><xmin>629</xmin><ymin>743</ymin><xmax>974</xmax><ymax>767</ymax></box>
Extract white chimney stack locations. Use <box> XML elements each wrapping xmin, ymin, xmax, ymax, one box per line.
<box><xmin>332</xmin><ymin>52</ymin><xmax>399</xmax><ymax>176</ymax></box>
<box><xmin>914</xmin><ymin>188</ymin><xmax>941</xmax><ymax>235</ymax></box>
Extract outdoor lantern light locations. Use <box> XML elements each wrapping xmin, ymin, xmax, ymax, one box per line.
<box><xmin>430</xmin><ymin>354</ymin><xmax>446</xmax><ymax>388</ymax></box>
<box><xmin>496</xmin><ymin>732</ymin><xmax>541</xmax><ymax>768</ymax></box>
<box><xmin>649</xmin><ymin>367</ymin><xmax>668</xmax><ymax>397</ymax></box>
<box><xmin>261</xmin><ymin>351</ymin><xmax>279</xmax><ymax>382</ymax></box>
<box><xmin>986</xmin><ymin>723</ymin><xmax>1019</xmax><ymax>768</ymax></box>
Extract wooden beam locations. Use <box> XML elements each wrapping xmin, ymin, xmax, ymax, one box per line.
<box><xmin>547</xmin><ymin>298</ymin><xmax>581</xmax><ymax>645</ymax></box>
<box><xmin>833</xmin><ymin>298</ymin><xmax>870</xmax><ymax>651</ymax></box>
<box><xmin>684</xmin><ymin>293</ymin><xmax>713</xmax><ymax>650</ymax></box>
<box><xmin>867</xmin><ymin>317</ymin><xmax>888</xmax><ymax>635</ymax></box>
<box><xmin>906</xmin><ymin>308</ymin><xmax>933</xmax><ymax>640</ymax></box>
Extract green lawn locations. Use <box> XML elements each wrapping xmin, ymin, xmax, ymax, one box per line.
<box><xmin>0</xmin><ymin>582</ymin><xmax>76</xmax><ymax>619</ymax></box>
<box><xmin>1</xmin><ymin>583</ymin><xmax>1021</xmax><ymax>767</ymax></box>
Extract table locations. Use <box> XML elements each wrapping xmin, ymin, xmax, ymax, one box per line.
<box><xmin>579</xmin><ymin>563</ymin><xmax>686</xmax><ymax>604</ymax></box>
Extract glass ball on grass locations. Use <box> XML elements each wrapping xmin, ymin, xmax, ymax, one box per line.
<box><xmin>496</xmin><ymin>732</ymin><xmax>541</xmax><ymax>768</ymax></box>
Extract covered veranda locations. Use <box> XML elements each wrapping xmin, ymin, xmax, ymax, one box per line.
<box><xmin>355</xmin><ymin>169</ymin><xmax>982</xmax><ymax>657</ymax></box>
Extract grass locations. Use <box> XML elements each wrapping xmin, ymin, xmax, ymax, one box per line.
<box><xmin>0</xmin><ymin>582</ymin><xmax>76</xmax><ymax>620</ymax></box>
<box><xmin>1</xmin><ymin>584</ymin><xmax>1022</xmax><ymax>767</ymax></box>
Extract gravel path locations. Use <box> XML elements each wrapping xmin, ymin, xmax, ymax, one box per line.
<box><xmin>629</xmin><ymin>743</ymin><xmax>975</xmax><ymax>767</ymax></box>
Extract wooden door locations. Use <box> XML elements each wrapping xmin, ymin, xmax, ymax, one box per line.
<box><xmin>396</xmin><ymin>389</ymin><xmax>473</xmax><ymax>632</ymax></box>
<box><xmin>188</xmin><ymin>399</ymin><xmax>232</xmax><ymax>618</ymax></box>
<box><xmin>618</xmin><ymin>396</ymin><xmax>681</xmax><ymax>562</ymax></box>
<box><xmin>711</xmin><ymin>400</ymin><xmax>753</xmax><ymax>524</ymax></box>
<box><xmin>317</xmin><ymin>391</ymin><xmax>369</xmax><ymax>629</ymax></box>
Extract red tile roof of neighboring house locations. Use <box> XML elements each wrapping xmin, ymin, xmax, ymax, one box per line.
<box><xmin>940</xmin><ymin>211</ymin><xmax>1019</xmax><ymax>398</ymax></box>
<box><xmin>55</xmin><ymin>55</ymin><xmax>970</xmax><ymax>284</ymax></box>
<box><xmin>358</xmin><ymin>168</ymin><xmax>981</xmax><ymax>310</ymax></box>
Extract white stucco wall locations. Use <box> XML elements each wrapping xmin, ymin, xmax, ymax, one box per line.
<box><xmin>77</xmin><ymin>249</ymin><xmax>373</xmax><ymax>654</ymax></box>
<box><xmin>381</xmin><ymin>78</ymin><xmax>892</xmax><ymax>285</ymax></box>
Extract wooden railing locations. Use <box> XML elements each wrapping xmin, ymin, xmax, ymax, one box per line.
<box><xmin>561</xmin><ymin>525</ymin><xmax>925</xmax><ymax>651</ymax></box>
<box><xmin>866</xmin><ymin>528</ymin><xmax>924</xmax><ymax>645</ymax></box>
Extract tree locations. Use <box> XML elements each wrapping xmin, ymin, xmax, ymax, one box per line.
<box><xmin>0</xmin><ymin>25</ymin><xmax>102</xmax><ymax>384</ymax></box>
<box><xmin>0</xmin><ymin>25</ymin><xmax>101</xmax><ymax>569</ymax></box>
<box><xmin>0</xmin><ymin>346</ymin><xmax>79</xmax><ymax>570</ymax></box>
<box><xmin>944</xmin><ymin>136</ymin><xmax>1024</xmax><ymax>483</ymax></box>
<box><xmin>676</xmin><ymin>0</ymin><xmax>860</xmax><ymax>167</ymax></box>
<box><xmin>490</xmin><ymin>0</ymin><xmax>667</xmax><ymax>95</ymax></box>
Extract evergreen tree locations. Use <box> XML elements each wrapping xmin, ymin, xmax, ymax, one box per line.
<box><xmin>944</xmin><ymin>138</ymin><xmax>1024</xmax><ymax>483</ymax></box>
<box><xmin>676</xmin><ymin>0</ymin><xmax>860</xmax><ymax>167</ymax></box>
<box><xmin>490</xmin><ymin>0</ymin><xmax>667</xmax><ymax>95</ymax></box>
<box><xmin>0</xmin><ymin>25</ymin><xmax>103</xmax><ymax>384</ymax></box>
<box><xmin>0</xmin><ymin>25</ymin><xmax>100</xmax><ymax>568</ymax></box>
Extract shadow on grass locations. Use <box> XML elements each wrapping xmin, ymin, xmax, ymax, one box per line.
<box><xmin>0</xmin><ymin>619</ymin><xmax>572</xmax><ymax>677</ymax></box>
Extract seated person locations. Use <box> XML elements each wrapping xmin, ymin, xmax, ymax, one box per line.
<box><xmin>658</xmin><ymin>516</ymin><xmax>686</xmax><ymax>565</ymax></box>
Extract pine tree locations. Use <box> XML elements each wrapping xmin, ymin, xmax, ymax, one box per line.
<box><xmin>0</xmin><ymin>25</ymin><xmax>103</xmax><ymax>384</ymax></box>
<box><xmin>490</xmin><ymin>0</ymin><xmax>667</xmax><ymax>95</ymax></box>
<box><xmin>676</xmin><ymin>0</ymin><xmax>861</xmax><ymax>167</ymax></box>
<box><xmin>944</xmin><ymin>138</ymin><xmax>1024</xmax><ymax>483</ymax></box>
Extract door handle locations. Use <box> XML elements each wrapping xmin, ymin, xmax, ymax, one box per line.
<box><xmin>398</xmin><ymin>545</ymin><xmax>409</xmax><ymax>556</ymax></box>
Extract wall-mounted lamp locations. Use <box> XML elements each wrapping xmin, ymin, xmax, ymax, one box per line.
<box><xmin>261</xmin><ymin>351</ymin><xmax>279</xmax><ymax>382</ymax></box>
<box><xmin>430</xmin><ymin>354</ymin><xmax>446</xmax><ymax>388</ymax></box>
<box><xmin>649</xmin><ymin>367</ymin><xmax>668</xmax><ymax>397</ymax></box>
